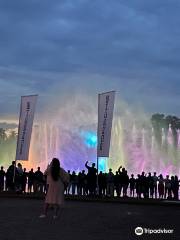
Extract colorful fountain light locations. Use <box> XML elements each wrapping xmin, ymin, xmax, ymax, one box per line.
<box><xmin>24</xmin><ymin>120</ymin><xmax>180</xmax><ymax>176</ymax></box>
<box><xmin>1</xmin><ymin>96</ymin><xmax>180</xmax><ymax>176</ymax></box>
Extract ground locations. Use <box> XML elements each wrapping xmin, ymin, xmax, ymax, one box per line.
<box><xmin>0</xmin><ymin>198</ymin><xmax>179</xmax><ymax>240</ymax></box>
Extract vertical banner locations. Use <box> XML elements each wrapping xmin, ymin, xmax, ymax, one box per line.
<box><xmin>97</xmin><ymin>91</ymin><xmax>115</xmax><ymax>157</ymax></box>
<box><xmin>15</xmin><ymin>95</ymin><xmax>38</xmax><ymax>161</ymax></box>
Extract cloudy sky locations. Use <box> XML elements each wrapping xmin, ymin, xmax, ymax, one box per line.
<box><xmin>0</xmin><ymin>0</ymin><xmax>180</xmax><ymax>121</ymax></box>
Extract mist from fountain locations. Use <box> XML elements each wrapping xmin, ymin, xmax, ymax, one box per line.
<box><xmin>0</xmin><ymin>95</ymin><xmax>180</xmax><ymax>176</ymax></box>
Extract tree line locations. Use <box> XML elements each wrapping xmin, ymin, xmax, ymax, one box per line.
<box><xmin>151</xmin><ymin>114</ymin><xmax>180</xmax><ymax>148</ymax></box>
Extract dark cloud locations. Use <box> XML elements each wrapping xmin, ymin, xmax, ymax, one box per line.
<box><xmin>0</xmin><ymin>0</ymin><xmax>180</xmax><ymax>116</ymax></box>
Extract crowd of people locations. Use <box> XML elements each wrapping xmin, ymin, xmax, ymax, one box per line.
<box><xmin>0</xmin><ymin>161</ymin><xmax>45</xmax><ymax>194</ymax></box>
<box><xmin>0</xmin><ymin>160</ymin><xmax>179</xmax><ymax>200</ymax></box>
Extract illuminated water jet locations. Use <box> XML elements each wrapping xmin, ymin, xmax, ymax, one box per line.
<box><xmin>0</xmin><ymin>96</ymin><xmax>180</xmax><ymax>176</ymax></box>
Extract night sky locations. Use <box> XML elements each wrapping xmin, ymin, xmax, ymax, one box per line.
<box><xmin>0</xmin><ymin>0</ymin><xmax>180</xmax><ymax>120</ymax></box>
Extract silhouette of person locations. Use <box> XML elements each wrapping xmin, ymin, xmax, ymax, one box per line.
<box><xmin>164</xmin><ymin>175</ymin><xmax>171</xmax><ymax>199</ymax></box>
<box><xmin>140</xmin><ymin>172</ymin><xmax>148</xmax><ymax>199</ymax></box>
<box><xmin>67</xmin><ymin>170</ymin><xmax>72</xmax><ymax>195</ymax></box>
<box><xmin>158</xmin><ymin>174</ymin><xmax>164</xmax><ymax>199</ymax></box>
<box><xmin>174</xmin><ymin>176</ymin><xmax>179</xmax><ymax>200</ymax></box>
<box><xmin>106</xmin><ymin>169</ymin><xmax>114</xmax><ymax>197</ymax></box>
<box><xmin>34</xmin><ymin>167</ymin><xmax>44</xmax><ymax>193</ymax></box>
<box><xmin>152</xmin><ymin>172</ymin><xmax>158</xmax><ymax>198</ymax></box>
<box><xmin>136</xmin><ymin>174</ymin><xmax>141</xmax><ymax>199</ymax></box>
<box><xmin>22</xmin><ymin>168</ymin><xmax>27</xmax><ymax>193</ymax></box>
<box><xmin>114</xmin><ymin>171</ymin><xmax>120</xmax><ymax>197</ymax></box>
<box><xmin>28</xmin><ymin>168</ymin><xmax>34</xmax><ymax>193</ymax></box>
<box><xmin>85</xmin><ymin>161</ymin><xmax>97</xmax><ymax>196</ymax></box>
<box><xmin>147</xmin><ymin>173</ymin><xmax>154</xmax><ymax>198</ymax></box>
<box><xmin>71</xmin><ymin>171</ymin><xmax>77</xmax><ymax>195</ymax></box>
<box><xmin>170</xmin><ymin>176</ymin><xmax>175</xmax><ymax>199</ymax></box>
<box><xmin>6</xmin><ymin>161</ymin><xmax>18</xmax><ymax>191</ymax></box>
<box><xmin>0</xmin><ymin>166</ymin><xmax>5</xmax><ymax>191</ymax></box>
<box><xmin>16</xmin><ymin>163</ymin><xmax>23</xmax><ymax>193</ymax></box>
<box><xmin>122</xmin><ymin>170</ymin><xmax>129</xmax><ymax>197</ymax></box>
<box><xmin>129</xmin><ymin>174</ymin><xmax>136</xmax><ymax>198</ymax></box>
<box><xmin>81</xmin><ymin>170</ymin><xmax>87</xmax><ymax>195</ymax></box>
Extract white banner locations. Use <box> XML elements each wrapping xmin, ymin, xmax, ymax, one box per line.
<box><xmin>97</xmin><ymin>91</ymin><xmax>115</xmax><ymax>157</ymax></box>
<box><xmin>16</xmin><ymin>95</ymin><xmax>38</xmax><ymax>161</ymax></box>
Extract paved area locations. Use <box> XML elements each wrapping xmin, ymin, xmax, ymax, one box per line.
<box><xmin>0</xmin><ymin>198</ymin><xmax>180</xmax><ymax>240</ymax></box>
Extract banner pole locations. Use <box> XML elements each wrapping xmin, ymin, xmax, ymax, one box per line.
<box><xmin>13</xmin><ymin>96</ymin><xmax>22</xmax><ymax>185</ymax></box>
<box><xmin>96</xmin><ymin>93</ymin><xmax>100</xmax><ymax>195</ymax></box>
<box><xmin>96</xmin><ymin>156</ymin><xmax>99</xmax><ymax>195</ymax></box>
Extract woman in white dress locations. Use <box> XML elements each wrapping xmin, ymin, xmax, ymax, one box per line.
<box><xmin>39</xmin><ymin>158</ymin><xmax>69</xmax><ymax>218</ymax></box>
